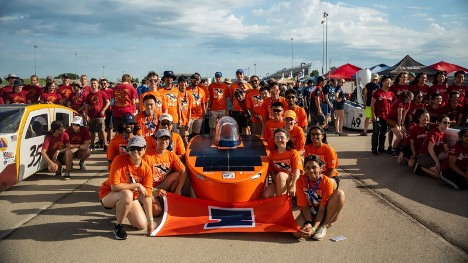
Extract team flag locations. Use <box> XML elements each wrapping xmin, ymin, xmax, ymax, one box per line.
<box><xmin>151</xmin><ymin>193</ymin><xmax>299</xmax><ymax>237</ymax></box>
<box><xmin>298</xmin><ymin>69</ymin><xmax>305</xmax><ymax>80</ymax></box>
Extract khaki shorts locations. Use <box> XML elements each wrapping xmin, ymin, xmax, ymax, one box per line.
<box><xmin>209</xmin><ymin>110</ymin><xmax>226</xmax><ymax>128</ymax></box>
<box><xmin>178</xmin><ymin>125</ymin><xmax>189</xmax><ymax>136</ymax></box>
<box><xmin>89</xmin><ymin>117</ymin><xmax>105</xmax><ymax>133</ymax></box>
<box><xmin>188</xmin><ymin>118</ymin><xmax>203</xmax><ymax>134</ymax></box>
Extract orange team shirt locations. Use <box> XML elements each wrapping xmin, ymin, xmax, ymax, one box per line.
<box><xmin>296</xmin><ymin>174</ymin><xmax>334</xmax><ymax>209</ymax></box>
<box><xmin>143</xmin><ymin>150</ymin><xmax>185</xmax><ymax>187</ymax></box>
<box><xmin>304</xmin><ymin>143</ymin><xmax>338</xmax><ymax>177</ymax></box>
<box><xmin>288</xmin><ymin>105</ymin><xmax>308</xmax><ymax>129</ymax></box>
<box><xmin>245</xmin><ymin>89</ymin><xmax>264</xmax><ymax>123</ymax></box>
<box><xmin>135</xmin><ymin>111</ymin><xmax>158</xmax><ymax>137</ymax></box>
<box><xmin>188</xmin><ymin>87</ymin><xmax>206</xmax><ymax>120</ymax></box>
<box><xmin>98</xmin><ymin>154</ymin><xmax>153</xmax><ymax>200</ymax></box>
<box><xmin>107</xmin><ymin>133</ymin><xmax>132</xmax><ymax>162</ymax></box>
<box><xmin>263</xmin><ymin>119</ymin><xmax>285</xmax><ymax>140</ymax></box>
<box><xmin>139</xmin><ymin>90</ymin><xmax>167</xmax><ymax>118</ymax></box>
<box><xmin>268</xmin><ymin>149</ymin><xmax>303</xmax><ymax>176</ymax></box>
<box><xmin>159</xmin><ymin>87</ymin><xmax>180</xmax><ymax>123</ymax></box>
<box><xmin>145</xmin><ymin>131</ymin><xmax>186</xmax><ymax>156</ymax></box>
<box><xmin>209</xmin><ymin>82</ymin><xmax>229</xmax><ymax>111</ymax></box>
<box><xmin>261</xmin><ymin>97</ymin><xmax>288</xmax><ymax>120</ymax></box>
<box><xmin>179</xmin><ymin>91</ymin><xmax>193</xmax><ymax>126</ymax></box>
<box><xmin>229</xmin><ymin>82</ymin><xmax>252</xmax><ymax>111</ymax></box>
<box><xmin>267</xmin><ymin>126</ymin><xmax>305</xmax><ymax>151</ymax></box>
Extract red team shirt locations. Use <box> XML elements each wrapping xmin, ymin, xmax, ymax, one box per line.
<box><xmin>86</xmin><ymin>90</ymin><xmax>109</xmax><ymax>119</ymax></box>
<box><xmin>372</xmin><ymin>89</ymin><xmax>395</xmax><ymax>120</ymax></box>
<box><xmin>113</xmin><ymin>83</ymin><xmax>138</xmax><ymax>118</ymax></box>
<box><xmin>419</xmin><ymin>129</ymin><xmax>446</xmax><ymax>155</ymax></box>
<box><xmin>43</xmin><ymin>133</ymin><xmax>70</xmax><ymax>158</ymax></box>
<box><xmin>65</xmin><ymin>127</ymin><xmax>91</xmax><ymax>145</ymax></box>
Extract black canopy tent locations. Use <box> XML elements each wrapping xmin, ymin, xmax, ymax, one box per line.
<box><xmin>378</xmin><ymin>55</ymin><xmax>438</xmax><ymax>76</ymax></box>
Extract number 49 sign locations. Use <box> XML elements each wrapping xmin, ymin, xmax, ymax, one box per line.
<box><xmin>351</xmin><ymin>117</ymin><xmax>361</xmax><ymax>127</ymax></box>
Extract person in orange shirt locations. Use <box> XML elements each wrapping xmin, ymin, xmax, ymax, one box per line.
<box><xmin>146</xmin><ymin>113</ymin><xmax>185</xmax><ymax>159</ymax></box>
<box><xmin>304</xmin><ymin>126</ymin><xmax>340</xmax><ymax>188</ymax></box>
<box><xmin>177</xmin><ymin>76</ymin><xmax>192</xmax><ymax>146</ymax></box>
<box><xmin>159</xmin><ymin>71</ymin><xmax>181</xmax><ymax>131</ymax></box>
<box><xmin>267</xmin><ymin>110</ymin><xmax>305</xmax><ymax>154</ymax></box>
<box><xmin>188</xmin><ymin>73</ymin><xmax>207</xmax><ymax>139</ymax></box>
<box><xmin>261</xmin><ymin>81</ymin><xmax>288</xmax><ymax>129</ymax></box>
<box><xmin>294</xmin><ymin>155</ymin><xmax>345</xmax><ymax>241</ymax></box>
<box><xmin>208</xmin><ymin>72</ymin><xmax>229</xmax><ymax>136</ymax></box>
<box><xmin>263</xmin><ymin>102</ymin><xmax>285</xmax><ymax>140</ymax></box>
<box><xmin>136</xmin><ymin>94</ymin><xmax>158</xmax><ymax>138</ymax></box>
<box><xmin>262</xmin><ymin>128</ymin><xmax>303</xmax><ymax>198</ymax></box>
<box><xmin>284</xmin><ymin>89</ymin><xmax>308</xmax><ymax>130</ymax></box>
<box><xmin>230</xmin><ymin>77</ymin><xmax>252</xmax><ymax>134</ymax></box>
<box><xmin>139</xmin><ymin>71</ymin><xmax>167</xmax><ymax>118</ymax></box>
<box><xmin>142</xmin><ymin>129</ymin><xmax>187</xmax><ymax>217</ymax></box>
<box><xmin>99</xmin><ymin>135</ymin><xmax>154</xmax><ymax>239</ymax></box>
<box><xmin>107</xmin><ymin>114</ymin><xmax>140</xmax><ymax>166</ymax></box>
<box><xmin>246</xmin><ymin>75</ymin><xmax>264</xmax><ymax>136</ymax></box>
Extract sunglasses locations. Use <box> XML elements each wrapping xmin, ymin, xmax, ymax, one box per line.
<box><xmin>272</xmin><ymin>109</ymin><xmax>283</xmax><ymax>113</ymax></box>
<box><xmin>128</xmin><ymin>146</ymin><xmax>145</xmax><ymax>152</ymax></box>
<box><xmin>160</xmin><ymin>122</ymin><xmax>171</xmax><ymax>126</ymax></box>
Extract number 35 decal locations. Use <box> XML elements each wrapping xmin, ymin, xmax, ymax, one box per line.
<box><xmin>28</xmin><ymin>143</ymin><xmax>43</xmax><ymax>168</ymax></box>
<box><xmin>351</xmin><ymin>117</ymin><xmax>361</xmax><ymax>127</ymax></box>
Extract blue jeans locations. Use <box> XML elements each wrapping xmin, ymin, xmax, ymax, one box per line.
<box><xmin>371</xmin><ymin>118</ymin><xmax>388</xmax><ymax>152</ymax></box>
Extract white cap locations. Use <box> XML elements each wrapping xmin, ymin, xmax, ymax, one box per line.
<box><xmin>71</xmin><ymin>116</ymin><xmax>83</xmax><ymax>126</ymax></box>
<box><xmin>159</xmin><ymin>113</ymin><xmax>173</xmax><ymax>122</ymax></box>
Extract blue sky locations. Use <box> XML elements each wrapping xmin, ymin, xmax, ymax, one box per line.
<box><xmin>1</xmin><ymin>0</ymin><xmax>467</xmax><ymax>82</ymax></box>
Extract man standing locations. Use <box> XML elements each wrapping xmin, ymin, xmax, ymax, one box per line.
<box><xmin>261</xmin><ymin>81</ymin><xmax>288</xmax><ymax>130</ymax></box>
<box><xmin>59</xmin><ymin>74</ymin><xmax>73</xmax><ymax>103</ymax></box>
<box><xmin>139</xmin><ymin>71</ymin><xmax>167</xmax><ymax>119</ymax></box>
<box><xmin>361</xmin><ymin>74</ymin><xmax>381</xmax><ymax>136</ymax></box>
<box><xmin>246</xmin><ymin>75</ymin><xmax>264</xmax><ymax>136</ymax></box>
<box><xmin>6</xmin><ymin>79</ymin><xmax>28</xmax><ymax>104</ymax></box>
<box><xmin>309</xmin><ymin>76</ymin><xmax>327</xmax><ymax>129</ymax></box>
<box><xmin>187</xmin><ymin>73</ymin><xmax>207</xmax><ymax>139</ymax></box>
<box><xmin>65</xmin><ymin>116</ymin><xmax>91</xmax><ymax>170</ymax></box>
<box><xmin>86</xmin><ymin>78</ymin><xmax>110</xmax><ymax>150</ymax></box>
<box><xmin>113</xmin><ymin>74</ymin><xmax>138</xmax><ymax>130</ymax></box>
<box><xmin>100</xmin><ymin>78</ymin><xmax>114</xmax><ymax>145</ymax></box>
<box><xmin>67</xmin><ymin>82</ymin><xmax>88</xmax><ymax>116</ymax></box>
<box><xmin>80</xmin><ymin>75</ymin><xmax>92</xmax><ymax>94</ymax></box>
<box><xmin>177</xmin><ymin>76</ymin><xmax>192</xmax><ymax>146</ymax></box>
<box><xmin>371</xmin><ymin>75</ymin><xmax>395</xmax><ymax>155</ymax></box>
<box><xmin>159</xmin><ymin>71</ymin><xmax>180</xmax><ymax>132</ymax></box>
<box><xmin>136</xmin><ymin>94</ymin><xmax>158</xmax><ymax>138</ymax></box>
<box><xmin>1</xmin><ymin>74</ymin><xmax>18</xmax><ymax>101</ymax></box>
<box><xmin>284</xmin><ymin>89</ymin><xmax>308</xmax><ymax>130</ymax></box>
<box><xmin>23</xmin><ymin>75</ymin><xmax>43</xmax><ymax>104</ymax></box>
<box><xmin>208</xmin><ymin>72</ymin><xmax>229</xmax><ymax>136</ymax></box>
<box><xmin>302</xmin><ymin>79</ymin><xmax>315</xmax><ymax>121</ymax></box>
<box><xmin>230</xmin><ymin>69</ymin><xmax>252</xmax><ymax>131</ymax></box>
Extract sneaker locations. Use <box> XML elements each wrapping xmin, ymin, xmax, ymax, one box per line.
<box><xmin>63</xmin><ymin>172</ymin><xmax>71</xmax><ymax>180</ymax></box>
<box><xmin>378</xmin><ymin>148</ymin><xmax>386</xmax><ymax>153</ymax></box>
<box><xmin>312</xmin><ymin>225</ymin><xmax>328</xmax><ymax>240</ymax></box>
<box><xmin>90</xmin><ymin>145</ymin><xmax>95</xmax><ymax>151</ymax></box>
<box><xmin>413</xmin><ymin>163</ymin><xmax>421</xmax><ymax>176</ymax></box>
<box><xmin>79</xmin><ymin>161</ymin><xmax>86</xmax><ymax>171</ymax></box>
<box><xmin>389</xmin><ymin>148</ymin><xmax>399</xmax><ymax>157</ymax></box>
<box><xmin>359</xmin><ymin>131</ymin><xmax>367</xmax><ymax>136</ymax></box>
<box><xmin>113</xmin><ymin>224</ymin><xmax>128</xmax><ymax>240</ymax></box>
<box><xmin>55</xmin><ymin>167</ymin><xmax>63</xmax><ymax>176</ymax></box>
<box><xmin>372</xmin><ymin>151</ymin><xmax>379</xmax><ymax>156</ymax></box>
<box><xmin>440</xmin><ymin>173</ymin><xmax>461</xmax><ymax>190</ymax></box>
<box><xmin>103</xmin><ymin>144</ymin><xmax>108</xmax><ymax>151</ymax></box>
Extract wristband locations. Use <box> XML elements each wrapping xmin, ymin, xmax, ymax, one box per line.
<box><xmin>303</xmin><ymin>221</ymin><xmax>312</xmax><ymax>227</ymax></box>
<box><xmin>311</xmin><ymin>226</ymin><xmax>316</xmax><ymax>233</ymax></box>
<box><xmin>147</xmin><ymin>217</ymin><xmax>154</xmax><ymax>221</ymax></box>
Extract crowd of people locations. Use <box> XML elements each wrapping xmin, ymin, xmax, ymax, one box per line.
<box><xmin>1</xmin><ymin>68</ymin><xmax>466</xmax><ymax>241</ymax></box>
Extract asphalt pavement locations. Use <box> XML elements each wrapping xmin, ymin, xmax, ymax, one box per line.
<box><xmin>0</xmin><ymin>132</ymin><xmax>467</xmax><ymax>263</ymax></box>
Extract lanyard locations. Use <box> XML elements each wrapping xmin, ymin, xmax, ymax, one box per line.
<box><xmin>144</xmin><ymin>111</ymin><xmax>156</xmax><ymax>129</ymax></box>
<box><xmin>191</xmin><ymin>87</ymin><xmax>200</xmax><ymax>100</ymax></box>
<box><xmin>122</xmin><ymin>133</ymin><xmax>130</xmax><ymax>143</ymax></box>
<box><xmin>306</xmin><ymin>176</ymin><xmax>321</xmax><ymax>203</ymax></box>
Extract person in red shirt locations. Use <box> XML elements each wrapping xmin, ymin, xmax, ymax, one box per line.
<box><xmin>65</xmin><ymin>116</ymin><xmax>91</xmax><ymax>170</ymax></box>
<box><xmin>390</xmin><ymin>71</ymin><xmax>409</xmax><ymax>98</ymax></box>
<box><xmin>208</xmin><ymin>72</ymin><xmax>229</xmax><ymax>136</ymax></box>
<box><xmin>40</xmin><ymin>121</ymin><xmax>72</xmax><ymax>179</ymax></box>
<box><xmin>113</xmin><ymin>74</ymin><xmax>138</xmax><ymax>130</ymax></box>
<box><xmin>0</xmin><ymin>73</ymin><xmax>17</xmax><ymax>101</ymax></box>
<box><xmin>405</xmin><ymin>109</ymin><xmax>430</xmax><ymax>168</ymax></box>
<box><xmin>79</xmin><ymin>75</ymin><xmax>92</xmax><ymax>94</ymax></box>
<box><xmin>262</xmin><ymin>128</ymin><xmax>303</xmax><ymax>199</ymax></box>
<box><xmin>40</xmin><ymin>81</ymin><xmax>63</xmax><ymax>105</ymax></box>
<box><xmin>386</xmin><ymin>90</ymin><xmax>414</xmax><ymax>156</ymax></box>
<box><xmin>86</xmin><ymin>78</ymin><xmax>110</xmax><ymax>150</ymax></box>
<box><xmin>6</xmin><ymin>79</ymin><xmax>28</xmax><ymax>104</ymax></box>
<box><xmin>428</xmin><ymin>71</ymin><xmax>448</xmax><ymax>105</ymax></box>
<box><xmin>23</xmin><ymin>75</ymin><xmax>43</xmax><ymax>103</ymax></box>
<box><xmin>371</xmin><ymin>75</ymin><xmax>395</xmax><ymax>155</ymax></box>
<box><xmin>425</xmin><ymin>93</ymin><xmax>443</xmax><ymax>124</ymax></box>
<box><xmin>441</xmin><ymin>91</ymin><xmax>464</xmax><ymax>127</ymax></box>
<box><xmin>142</xmin><ymin>129</ymin><xmax>187</xmax><ymax>217</ymax></box>
<box><xmin>99</xmin><ymin>135</ymin><xmax>154</xmax><ymax>239</ymax></box>
<box><xmin>441</xmin><ymin>128</ymin><xmax>468</xmax><ymax>190</ymax></box>
<box><xmin>447</xmin><ymin>70</ymin><xmax>467</xmax><ymax>106</ymax></box>
<box><xmin>409</xmin><ymin>73</ymin><xmax>429</xmax><ymax>104</ymax></box>
<box><xmin>67</xmin><ymin>82</ymin><xmax>88</xmax><ymax>114</ymax></box>
<box><xmin>100</xmin><ymin>78</ymin><xmax>114</xmax><ymax>144</ymax></box>
<box><xmin>293</xmin><ymin>155</ymin><xmax>345</xmax><ymax>241</ymax></box>
<box><xmin>58</xmin><ymin>74</ymin><xmax>73</xmax><ymax>103</ymax></box>
<box><xmin>414</xmin><ymin>115</ymin><xmax>450</xmax><ymax>178</ymax></box>
<box><xmin>407</xmin><ymin>91</ymin><xmax>425</xmax><ymax>124</ymax></box>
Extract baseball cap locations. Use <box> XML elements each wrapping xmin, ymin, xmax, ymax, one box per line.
<box><xmin>121</xmin><ymin>114</ymin><xmax>137</xmax><ymax>124</ymax></box>
<box><xmin>215</xmin><ymin>72</ymin><xmax>223</xmax><ymax>77</ymax></box>
<box><xmin>284</xmin><ymin>110</ymin><xmax>297</xmax><ymax>119</ymax></box>
<box><xmin>224</xmin><ymin>78</ymin><xmax>232</xmax><ymax>84</ymax></box>
<box><xmin>408</xmin><ymin>72</ymin><xmax>416</xmax><ymax>78</ymax></box>
<box><xmin>7</xmin><ymin>74</ymin><xmax>19</xmax><ymax>79</ymax></box>
<box><xmin>62</xmin><ymin>74</ymin><xmax>70</xmax><ymax>79</ymax></box>
<box><xmin>372</xmin><ymin>74</ymin><xmax>380</xmax><ymax>80</ymax></box>
<box><xmin>238</xmin><ymin>79</ymin><xmax>247</xmax><ymax>85</ymax></box>
<box><xmin>162</xmin><ymin>71</ymin><xmax>176</xmax><ymax>81</ymax></box>
<box><xmin>159</xmin><ymin>113</ymin><xmax>173</xmax><ymax>122</ymax></box>
<box><xmin>191</xmin><ymin>73</ymin><xmax>201</xmax><ymax>80</ymax></box>
<box><xmin>236</xmin><ymin>69</ymin><xmax>244</xmax><ymax>74</ymax></box>
<box><xmin>71</xmin><ymin>116</ymin><xmax>83</xmax><ymax>126</ymax></box>
<box><xmin>13</xmin><ymin>79</ymin><xmax>24</xmax><ymax>87</ymax></box>
<box><xmin>155</xmin><ymin>129</ymin><xmax>171</xmax><ymax>139</ymax></box>
<box><xmin>127</xmin><ymin>135</ymin><xmax>146</xmax><ymax>148</ymax></box>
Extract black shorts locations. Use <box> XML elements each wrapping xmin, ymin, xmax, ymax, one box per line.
<box><xmin>310</xmin><ymin>112</ymin><xmax>326</xmax><ymax>125</ymax></box>
<box><xmin>100</xmin><ymin>199</ymin><xmax>113</xmax><ymax>210</ymax></box>
<box><xmin>331</xmin><ymin>176</ymin><xmax>340</xmax><ymax>189</ymax></box>
<box><xmin>231</xmin><ymin>111</ymin><xmax>250</xmax><ymax>129</ymax></box>
<box><xmin>105</xmin><ymin>111</ymin><xmax>113</xmax><ymax>131</ymax></box>
<box><xmin>56</xmin><ymin>152</ymin><xmax>65</xmax><ymax>164</ymax></box>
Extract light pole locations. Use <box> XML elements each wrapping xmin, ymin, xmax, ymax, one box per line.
<box><xmin>254</xmin><ymin>63</ymin><xmax>256</xmax><ymax>75</ymax></box>
<box><xmin>74</xmin><ymin>53</ymin><xmax>78</xmax><ymax>80</ymax></box>
<box><xmin>321</xmin><ymin>20</ymin><xmax>325</xmax><ymax>75</ymax></box>
<box><xmin>323</xmin><ymin>12</ymin><xmax>329</xmax><ymax>79</ymax></box>
<box><xmin>291</xmin><ymin>37</ymin><xmax>294</xmax><ymax>68</ymax></box>
<box><xmin>33</xmin><ymin>45</ymin><xmax>38</xmax><ymax>75</ymax></box>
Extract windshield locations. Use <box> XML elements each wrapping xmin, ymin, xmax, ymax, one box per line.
<box><xmin>0</xmin><ymin>107</ymin><xmax>25</xmax><ymax>133</ymax></box>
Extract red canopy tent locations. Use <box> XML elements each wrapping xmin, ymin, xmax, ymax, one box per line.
<box><xmin>427</xmin><ymin>61</ymin><xmax>468</xmax><ymax>74</ymax></box>
<box><xmin>324</xmin><ymin>63</ymin><xmax>362</xmax><ymax>80</ymax></box>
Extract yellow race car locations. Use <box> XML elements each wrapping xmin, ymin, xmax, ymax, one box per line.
<box><xmin>0</xmin><ymin>104</ymin><xmax>77</xmax><ymax>191</ymax></box>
